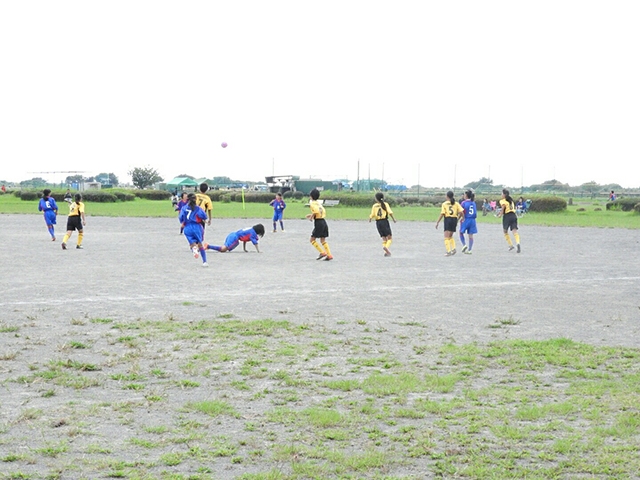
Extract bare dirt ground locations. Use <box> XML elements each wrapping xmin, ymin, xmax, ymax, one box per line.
<box><xmin>1</xmin><ymin>214</ymin><xmax>639</xmax><ymax>479</ymax></box>
<box><xmin>3</xmin><ymin>215</ymin><xmax>638</xmax><ymax>346</ymax></box>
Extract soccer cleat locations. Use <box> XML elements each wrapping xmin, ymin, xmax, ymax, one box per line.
<box><xmin>281</xmin><ymin>229</ymin><xmax>285</xmax><ymax>232</ymax></box>
<box><xmin>316</xmin><ymin>252</ymin><xmax>327</xmax><ymax>260</ymax></box>
<box><xmin>324</xmin><ymin>255</ymin><xmax>333</xmax><ymax>261</ymax></box>
<box><xmin>52</xmin><ymin>237</ymin><xmax>56</xmax><ymax>241</ymax></box>
<box><xmin>384</xmin><ymin>252</ymin><xmax>391</xmax><ymax>257</ymax></box>
<box><xmin>461</xmin><ymin>245</ymin><xmax>468</xmax><ymax>253</ymax></box>
<box><xmin>61</xmin><ymin>243</ymin><xmax>67</xmax><ymax>250</ymax></box>
<box><xmin>451</xmin><ymin>249</ymin><xmax>457</xmax><ymax>255</ymax></box>
<box><xmin>445</xmin><ymin>251</ymin><xmax>452</xmax><ymax>257</ymax></box>
<box><xmin>517</xmin><ymin>244</ymin><xmax>521</xmax><ymax>253</ymax></box>
<box><xmin>464</xmin><ymin>250</ymin><xmax>472</xmax><ymax>255</ymax></box>
<box><xmin>508</xmin><ymin>245</ymin><xmax>515</xmax><ymax>251</ymax></box>
<box><xmin>202</xmin><ymin>262</ymin><xmax>209</xmax><ymax>267</ymax></box>
<box><xmin>273</xmin><ymin>230</ymin><xmax>277</xmax><ymax>233</ymax></box>
<box><xmin>76</xmin><ymin>245</ymin><xmax>83</xmax><ymax>249</ymax></box>
<box><xmin>192</xmin><ymin>247</ymin><xmax>200</xmax><ymax>259</ymax></box>
<box><xmin>383</xmin><ymin>246</ymin><xmax>391</xmax><ymax>256</ymax></box>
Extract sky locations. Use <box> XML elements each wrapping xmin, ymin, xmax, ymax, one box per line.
<box><xmin>1</xmin><ymin>1</ymin><xmax>639</xmax><ymax>189</ymax></box>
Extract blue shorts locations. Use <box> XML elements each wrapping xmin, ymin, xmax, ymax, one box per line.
<box><xmin>460</xmin><ymin>218</ymin><xmax>477</xmax><ymax>235</ymax></box>
<box><xmin>184</xmin><ymin>224</ymin><xmax>204</xmax><ymax>245</ymax></box>
<box><xmin>273</xmin><ymin>210</ymin><xmax>283</xmax><ymax>222</ymax></box>
<box><xmin>44</xmin><ymin>211</ymin><xmax>57</xmax><ymax>225</ymax></box>
<box><xmin>224</xmin><ymin>232</ymin><xmax>241</xmax><ymax>251</ymax></box>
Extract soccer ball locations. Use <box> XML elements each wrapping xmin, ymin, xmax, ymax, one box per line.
<box><xmin>221</xmin><ymin>142</ymin><xmax>228</xmax><ymax>148</ymax></box>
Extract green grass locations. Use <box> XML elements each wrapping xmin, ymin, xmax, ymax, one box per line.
<box><xmin>2</xmin><ymin>194</ymin><xmax>638</xmax><ymax>227</ymax></box>
<box><xmin>3</xmin><ymin>315</ymin><xmax>640</xmax><ymax>477</ymax></box>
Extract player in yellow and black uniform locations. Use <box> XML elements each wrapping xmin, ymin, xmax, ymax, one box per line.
<box><xmin>369</xmin><ymin>192</ymin><xmax>397</xmax><ymax>256</ymax></box>
<box><xmin>435</xmin><ymin>190</ymin><xmax>465</xmax><ymax>256</ymax></box>
<box><xmin>195</xmin><ymin>183</ymin><xmax>213</xmax><ymax>232</ymax></box>
<box><xmin>61</xmin><ymin>193</ymin><xmax>86</xmax><ymax>250</ymax></box>
<box><xmin>497</xmin><ymin>188</ymin><xmax>521</xmax><ymax>253</ymax></box>
<box><xmin>306</xmin><ymin>188</ymin><xmax>333</xmax><ymax>261</ymax></box>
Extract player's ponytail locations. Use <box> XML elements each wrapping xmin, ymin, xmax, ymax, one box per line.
<box><xmin>446</xmin><ymin>190</ymin><xmax>456</xmax><ymax>204</ymax></box>
<box><xmin>375</xmin><ymin>192</ymin><xmax>388</xmax><ymax>212</ymax></box>
<box><xmin>465</xmin><ymin>189</ymin><xmax>475</xmax><ymax>201</ymax></box>
<box><xmin>502</xmin><ymin>188</ymin><xmax>514</xmax><ymax>206</ymax></box>
<box><xmin>187</xmin><ymin>193</ymin><xmax>197</xmax><ymax>209</ymax></box>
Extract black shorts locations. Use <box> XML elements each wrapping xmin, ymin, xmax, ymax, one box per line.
<box><xmin>502</xmin><ymin>212</ymin><xmax>518</xmax><ymax>231</ymax></box>
<box><xmin>66</xmin><ymin>216</ymin><xmax>83</xmax><ymax>232</ymax></box>
<box><xmin>443</xmin><ymin>217</ymin><xmax>458</xmax><ymax>233</ymax></box>
<box><xmin>311</xmin><ymin>218</ymin><xmax>329</xmax><ymax>239</ymax></box>
<box><xmin>376</xmin><ymin>219</ymin><xmax>392</xmax><ymax>237</ymax></box>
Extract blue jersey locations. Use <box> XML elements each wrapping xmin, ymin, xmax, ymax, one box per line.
<box><xmin>461</xmin><ymin>200</ymin><xmax>477</xmax><ymax>219</ymax></box>
<box><xmin>179</xmin><ymin>204</ymin><xmax>207</xmax><ymax>226</ymax></box>
<box><xmin>39</xmin><ymin>196</ymin><xmax>58</xmax><ymax>213</ymax></box>
<box><xmin>270</xmin><ymin>198</ymin><xmax>286</xmax><ymax>211</ymax></box>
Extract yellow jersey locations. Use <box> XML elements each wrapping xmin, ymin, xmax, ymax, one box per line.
<box><xmin>196</xmin><ymin>193</ymin><xmax>213</xmax><ymax>213</ymax></box>
<box><xmin>500</xmin><ymin>198</ymin><xmax>515</xmax><ymax>214</ymax></box>
<box><xmin>370</xmin><ymin>202</ymin><xmax>393</xmax><ymax>221</ymax></box>
<box><xmin>441</xmin><ymin>201</ymin><xmax>463</xmax><ymax>218</ymax></box>
<box><xmin>68</xmin><ymin>201</ymin><xmax>85</xmax><ymax>217</ymax></box>
<box><xmin>309</xmin><ymin>200</ymin><xmax>326</xmax><ymax>219</ymax></box>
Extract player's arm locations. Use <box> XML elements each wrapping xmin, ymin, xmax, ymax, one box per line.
<box><xmin>435</xmin><ymin>212</ymin><xmax>444</xmax><ymax>229</ymax></box>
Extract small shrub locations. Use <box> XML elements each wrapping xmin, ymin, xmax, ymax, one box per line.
<box><xmin>594</xmin><ymin>207</ymin><xmax>602</xmax><ymax>211</ymax></box>
<box><xmin>282</xmin><ymin>191</ymin><xmax>293</xmax><ymax>199</ymax></box>
<box><xmin>134</xmin><ymin>190</ymin><xmax>171</xmax><ymax>201</ymax></box>
<box><xmin>634</xmin><ymin>203</ymin><xmax>640</xmax><ymax>214</ymax></box>
<box><xmin>221</xmin><ymin>194</ymin><xmax>231</xmax><ymax>203</ymax></box>
<box><xmin>80</xmin><ymin>191</ymin><xmax>118</xmax><ymax>203</ymax></box>
<box><xmin>606</xmin><ymin>199</ymin><xmax>638</xmax><ymax>212</ymax></box>
<box><xmin>528</xmin><ymin>196</ymin><xmax>567</xmax><ymax>213</ymax></box>
<box><xmin>20</xmin><ymin>191</ymin><xmax>39</xmax><ymax>201</ymax></box>
<box><xmin>576</xmin><ymin>207</ymin><xmax>586</xmax><ymax>212</ymax></box>
<box><xmin>13</xmin><ymin>190</ymin><xmax>22</xmax><ymax>198</ymax></box>
<box><xmin>293</xmin><ymin>191</ymin><xmax>304</xmax><ymax>200</ymax></box>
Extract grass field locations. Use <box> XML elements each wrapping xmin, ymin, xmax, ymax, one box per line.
<box><xmin>2</xmin><ymin>316</ymin><xmax>639</xmax><ymax>479</ymax></box>
<box><xmin>1</xmin><ymin>194</ymin><xmax>639</xmax><ymax>228</ymax></box>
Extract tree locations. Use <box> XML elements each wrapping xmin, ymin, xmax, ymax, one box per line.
<box><xmin>95</xmin><ymin>172</ymin><xmax>119</xmax><ymax>186</ymax></box>
<box><xmin>464</xmin><ymin>177</ymin><xmax>493</xmax><ymax>191</ymax></box>
<box><xmin>20</xmin><ymin>177</ymin><xmax>48</xmax><ymax>188</ymax></box>
<box><xmin>129</xmin><ymin>167</ymin><xmax>163</xmax><ymax>189</ymax></box>
<box><xmin>65</xmin><ymin>174</ymin><xmax>84</xmax><ymax>185</ymax></box>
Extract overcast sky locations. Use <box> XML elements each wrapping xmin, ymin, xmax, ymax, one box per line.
<box><xmin>1</xmin><ymin>1</ymin><xmax>639</xmax><ymax>188</ymax></box>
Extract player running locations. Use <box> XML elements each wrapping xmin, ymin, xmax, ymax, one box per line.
<box><xmin>38</xmin><ymin>189</ymin><xmax>58</xmax><ymax>241</ymax></box>
<box><xmin>369</xmin><ymin>192</ymin><xmax>396</xmax><ymax>256</ymax></box>
<box><xmin>459</xmin><ymin>189</ymin><xmax>478</xmax><ymax>254</ymax></box>
<box><xmin>179</xmin><ymin>193</ymin><xmax>209</xmax><ymax>266</ymax></box>
<box><xmin>306</xmin><ymin>188</ymin><xmax>333</xmax><ymax>261</ymax></box>
<box><xmin>61</xmin><ymin>194</ymin><xmax>86</xmax><ymax>250</ymax></box>
<box><xmin>497</xmin><ymin>189</ymin><xmax>521</xmax><ymax>252</ymax></box>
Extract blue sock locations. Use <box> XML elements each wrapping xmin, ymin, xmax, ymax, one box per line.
<box><xmin>273</xmin><ymin>222</ymin><xmax>277</xmax><ymax>230</ymax></box>
<box><xmin>210</xmin><ymin>245</ymin><xmax>222</xmax><ymax>252</ymax></box>
<box><xmin>459</xmin><ymin>234</ymin><xmax>466</xmax><ymax>246</ymax></box>
<box><xmin>201</xmin><ymin>249</ymin><xmax>207</xmax><ymax>263</ymax></box>
<box><xmin>49</xmin><ymin>226</ymin><xmax>55</xmax><ymax>238</ymax></box>
<box><xmin>469</xmin><ymin>238</ymin><xmax>474</xmax><ymax>251</ymax></box>
<box><xmin>280</xmin><ymin>221</ymin><xmax>284</xmax><ymax>230</ymax></box>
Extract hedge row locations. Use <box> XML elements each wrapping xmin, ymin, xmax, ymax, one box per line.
<box><xmin>134</xmin><ymin>190</ymin><xmax>172</xmax><ymax>201</ymax></box>
<box><xmin>20</xmin><ymin>190</ymin><xmax>137</xmax><ymax>203</ymax></box>
<box><xmin>606</xmin><ymin>199</ymin><xmax>640</xmax><ymax>212</ymax></box>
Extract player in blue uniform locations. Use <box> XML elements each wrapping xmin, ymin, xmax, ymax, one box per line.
<box><xmin>205</xmin><ymin>224</ymin><xmax>265</xmax><ymax>253</ymax></box>
<box><xmin>178</xmin><ymin>193</ymin><xmax>209</xmax><ymax>267</ymax></box>
<box><xmin>459</xmin><ymin>189</ymin><xmax>478</xmax><ymax>254</ymax></box>
<box><xmin>269</xmin><ymin>193</ymin><xmax>286</xmax><ymax>232</ymax></box>
<box><xmin>38</xmin><ymin>189</ymin><xmax>59</xmax><ymax>241</ymax></box>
